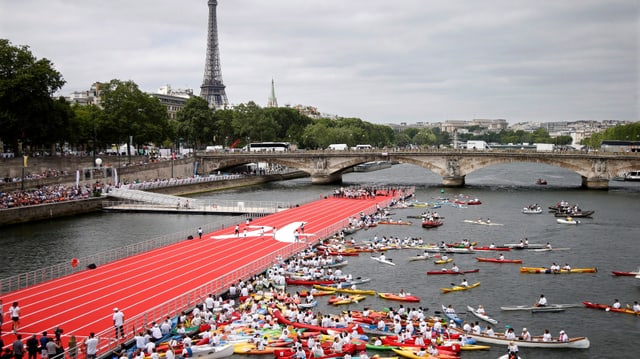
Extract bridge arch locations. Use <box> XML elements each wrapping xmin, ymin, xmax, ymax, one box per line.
<box><xmin>196</xmin><ymin>150</ymin><xmax>640</xmax><ymax>189</ymax></box>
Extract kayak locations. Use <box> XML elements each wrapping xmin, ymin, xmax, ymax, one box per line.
<box><xmin>378</xmin><ymin>292</ymin><xmax>421</xmax><ymax>302</ymax></box>
<box><xmin>583</xmin><ymin>301</ymin><xmax>640</xmax><ymax>315</ymax></box>
<box><xmin>557</xmin><ymin>218</ymin><xmax>580</xmax><ymax>225</ymax></box>
<box><xmin>466</xmin><ymin>305</ymin><xmax>498</xmax><ymax>324</ymax></box>
<box><xmin>434</xmin><ymin>258</ymin><xmax>453</xmax><ymax>264</ymax></box>
<box><xmin>464</xmin><ymin>219</ymin><xmax>503</xmax><ymax>226</ymax></box>
<box><xmin>473</xmin><ymin>246</ymin><xmax>511</xmax><ymax>251</ymax></box>
<box><xmin>421</xmin><ymin>220</ymin><xmax>443</xmax><ymax>228</ymax></box>
<box><xmin>440</xmin><ymin>281</ymin><xmax>480</xmax><ymax>293</ymax></box>
<box><xmin>377</xmin><ymin>220</ymin><xmax>413</xmax><ymax>225</ymax></box>
<box><xmin>313</xmin><ymin>284</ymin><xmax>376</xmax><ymax>295</ymax></box>
<box><xmin>500</xmin><ymin>303</ymin><xmax>582</xmax><ymax>311</ymax></box>
<box><xmin>519</xmin><ymin>266</ymin><xmax>597</xmax><ymax>274</ymax></box>
<box><xmin>451</xmin><ymin>327</ymin><xmax>590</xmax><ymax>349</ymax></box>
<box><xmin>371</xmin><ymin>256</ymin><xmax>396</xmax><ymax>266</ymax></box>
<box><xmin>328</xmin><ymin>294</ymin><xmax>366</xmax><ymax>305</ymax></box>
<box><xmin>476</xmin><ymin>257</ymin><xmax>522</xmax><ymax>264</ymax></box>
<box><xmin>440</xmin><ymin>305</ymin><xmax>463</xmax><ymax>325</ymax></box>
<box><xmin>611</xmin><ymin>270</ymin><xmax>639</xmax><ymax>276</ymax></box>
<box><xmin>285</xmin><ymin>277</ymin><xmax>336</xmax><ymax>285</ymax></box>
<box><xmin>426</xmin><ymin>269</ymin><xmax>479</xmax><ymax>275</ymax></box>
<box><xmin>391</xmin><ymin>347</ymin><xmax>459</xmax><ymax>359</ymax></box>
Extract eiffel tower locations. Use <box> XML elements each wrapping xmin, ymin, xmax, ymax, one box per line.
<box><xmin>200</xmin><ymin>0</ymin><xmax>228</xmax><ymax>109</ymax></box>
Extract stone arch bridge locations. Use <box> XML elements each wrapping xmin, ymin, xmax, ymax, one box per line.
<box><xmin>196</xmin><ymin>150</ymin><xmax>640</xmax><ymax>189</ymax></box>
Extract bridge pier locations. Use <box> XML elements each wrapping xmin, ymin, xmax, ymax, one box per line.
<box><xmin>442</xmin><ymin>175</ymin><xmax>465</xmax><ymax>187</ymax></box>
<box><xmin>581</xmin><ymin>177</ymin><xmax>609</xmax><ymax>190</ymax></box>
<box><xmin>311</xmin><ymin>173</ymin><xmax>343</xmax><ymax>185</ymax></box>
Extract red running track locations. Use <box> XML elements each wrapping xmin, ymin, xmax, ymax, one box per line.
<box><xmin>0</xmin><ymin>194</ymin><xmax>392</xmax><ymax>350</ymax></box>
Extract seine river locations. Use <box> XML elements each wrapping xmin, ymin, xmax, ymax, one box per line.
<box><xmin>2</xmin><ymin>163</ymin><xmax>639</xmax><ymax>359</ymax></box>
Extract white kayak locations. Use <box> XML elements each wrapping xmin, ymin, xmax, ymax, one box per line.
<box><xmin>500</xmin><ymin>303</ymin><xmax>582</xmax><ymax>311</ymax></box>
<box><xmin>466</xmin><ymin>305</ymin><xmax>498</xmax><ymax>324</ymax></box>
<box><xmin>371</xmin><ymin>256</ymin><xmax>396</xmax><ymax>266</ymax></box>
<box><xmin>557</xmin><ymin>218</ymin><xmax>580</xmax><ymax>225</ymax></box>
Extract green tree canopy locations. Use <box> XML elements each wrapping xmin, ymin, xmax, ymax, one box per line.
<box><xmin>0</xmin><ymin>39</ymin><xmax>66</xmax><ymax>153</ymax></box>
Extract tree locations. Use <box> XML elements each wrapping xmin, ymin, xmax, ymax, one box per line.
<box><xmin>175</xmin><ymin>96</ymin><xmax>213</xmax><ymax>149</ymax></box>
<box><xmin>99</xmin><ymin>79</ymin><xmax>169</xmax><ymax>158</ymax></box>
<box><xmin>0</xmin><ymin>39</ymin><xmax>66</xmax><ymax>154</ymax></box>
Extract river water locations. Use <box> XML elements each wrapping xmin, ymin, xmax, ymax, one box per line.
<box><xmin>1</xmin><ymin>163</ymin><xmax>639</xmax><ymax>358</ymax></box>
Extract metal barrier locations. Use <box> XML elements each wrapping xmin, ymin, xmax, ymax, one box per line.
<box><xmin>0</xmin><ymin>220</ymin><xmax>238</xmax><ymax>295</ymax></box>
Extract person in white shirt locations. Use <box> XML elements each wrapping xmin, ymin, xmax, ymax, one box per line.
<box><xmin>112</xmin><ymin>308</ymin><xmax>125</xmax><ymax>339</ymax></box>
<box><xmin>542</xmin><ymin>329</ymin><xmax>552</xmax><ymax>342</ymax></box>
<box><xmin>484</xmin><ymin>326</ymin><xmax>495</xmax><ymax>337</ymax></box>
<box><xmin>558</xmin><ymin>330</ymin><xmax>569</xmax><ymax>342</ymax></box>
<box><xmin>520</xmin><ymin>328</ymin><xmax>531</xmax><ymax>341</ymax></box>
<box><xmin>612</xmin><ymin>299</ymin><xmax>621</xmax><ymax>309</ymax></box>
<box><xmin>84</xmin><ymin>332</ymin><xmax>99</xmax><ymax>359</ymax></box>
<box><xmin>535</xmin><ymin>294</ymin><xmax>548</xmax><ymax>307</ymax></box>
<box><xmin>633</xmin><ymin>301</ymin><xmax>640</xmax><ymax>313</ymax></box>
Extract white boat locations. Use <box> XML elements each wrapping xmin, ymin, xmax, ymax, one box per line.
<box><xmin>528</xmin><ymin>247</ymin><xmax>570</xmax><ymax>252</ymax></box>
<box><xmin>440</xmin><ymin>305</ymin><xmax>463</xmax><ymax>325</ymax></box>
<box><xmin>452</xmin><ymin>328</ymin><xmax>590</xmax><ymax>349</ymax></box>
<box><xmin>189</xmin><ymin>343</ymin><xmax>234</xmax><ymax>359</ymax></box>
<box><xmin>521</xmin><ymin>206</ymin><xmax>542</xmax><ymax>214</ymax></box>
<box><xmin>624</xmin><ymin>170</ymin><xmax>640</xmax><ymax>181</ymax></box>
<box><xmin>503</xmin><ymin>243</ymin><xmax>545</xmax><ymax>249</ymax></box>
<box><xmin>466</xmin><ymin>305</ymin><xmax>498</xmax><ymax>324</ymax></box>
<box><xmin>464</xmin><ymin>219</ymin><xmax>504</xmax><ymax>226</ymax></box>
<box><xmin>298</xmin><ymin>300</ymin><xmax>318</xmax><ymax>308</ymax></box>
<box><xmin>557</xmin><ymin>218</ymin><xmax>580</xmax><ymax>225</ymax></box>
<box><xmin>500</xmin><ymin>303</ymin><xmax>582</xmax><ymax>311</ymax></box>
<box><xmin>371</xmin><ymin>256</ymin><xmax>396</xmax><ymax>266</ymax></box>
<box><xmin>408</xmin><ymin>255</ymin><xmax>430</xmax><ymax>261</ymax></box>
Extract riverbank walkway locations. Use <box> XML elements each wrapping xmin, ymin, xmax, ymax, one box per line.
<box><xmin>103</xmin><ymin>188</ymin><xmax>294</xmax><ymax>215</ymax></box>
<box><xmin>0</xmin><ymin>188</ymin><xmax>408</xmax><ymax>355</ymax></box>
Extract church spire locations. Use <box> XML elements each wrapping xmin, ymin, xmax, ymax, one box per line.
<box><xmin>267</xmin><ymin>78</ymin><xmax>278</xmax><ymax>108</ymax></box>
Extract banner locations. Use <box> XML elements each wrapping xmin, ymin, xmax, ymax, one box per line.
<box><xmin>23</xmin><ymin>155</ymin><xmax>28</xmax><ymax>167</ymax></box>
<box><xmin>113</xmin><ymin>167</ymin><xmax>118</xmax><ymax>186</ymax></box>
<box><xmin>75</xmin><ymin>170</ymin><xmax>80</xmax><ymax>188</ymax></box>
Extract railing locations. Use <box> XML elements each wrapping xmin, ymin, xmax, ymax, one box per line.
<box><xmin>123</xmin><ymin>174</ymin><xmax>243</xmax><ymax>191</ymax></box>
<box><xmin>0</xmin><ymin>219</ymin><xmax>242</xmax><ymax>295</ymax></box>
<box><xmin>90</xmin><ymin>188</ymin><xmax>410</xmax><ymax>355</ymax></box>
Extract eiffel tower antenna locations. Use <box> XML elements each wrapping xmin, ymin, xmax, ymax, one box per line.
<box><xmin>267</xmin><ymin>78</ymin><xmax>278</xmax><ymax>108</ymax></box>
<box><xmin>200</xmin><ymin>0</ymin><xmax>228</xmax><ymax>109</ymax></box>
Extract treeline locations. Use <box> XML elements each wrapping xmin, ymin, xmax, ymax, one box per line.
<box><xmin>580</xmin><ymin>122</ymin><xmax>640</xmax><ymax>148</ymax></box>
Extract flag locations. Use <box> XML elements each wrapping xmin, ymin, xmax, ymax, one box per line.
<box><xmin>113</xmin><ymin>167</ymin><xmax>118</xmax><ymax>185</ymax></box>
<box><xmin>23</xmin><ymin>155</ymin><xmax>28</xmax><ymax>167</ymax></box>
<box><xmin>76</xmin><ymin>170</ymin><xmax>80</xmax><ymax>188</ymax></box>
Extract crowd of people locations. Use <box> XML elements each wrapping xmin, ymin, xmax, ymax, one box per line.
<box><xmin>0</xmin><ymin>184</ymin><xmax>98</xmax><ymax>209</ymax></box>
<box><xmin>2</xmin><ymin>169</ymin><xmax>70</xmax><ymax>184</ymax></box>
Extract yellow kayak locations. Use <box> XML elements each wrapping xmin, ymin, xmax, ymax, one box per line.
<box><xmin>434</xmin><ymin>258</ymin><xmax>453</xmax><ymax>265</ymax></box>
<box><xmin>328</xmin><ymin>294</ymin><xmax>366</xmax><ymax>305</ymax></box>
<box><xmin>440</xmin><ymin>281</ymin><xmax>481</xmax><ymax>293</ymax></box>
<box><xmin>313</xmin><ymin>284</ymin><xmax>376</xmax><ymax>295</ymax></box>
<box><xmin>520</xmin><ymin>266</ymin><xmax>597</xmax><ymax>274</ymax></box>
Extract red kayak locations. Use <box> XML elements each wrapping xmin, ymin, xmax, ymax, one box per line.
<box><xmin>427</xmin><ymin>269</ymin><xmax>480</xmax><ymax>275</ymax></box>
<box><xmin>611</xmin><ymin>270</ymin><xmax>639</xmax><ymax>276</ymax></box>
<box><xmin>583</xmin><ymin>301</ymin><xmax>639</xmax><ymax>315</ymax></box>
<box><xmin>473</xmin><ymin>246</ymin><xmax>511</xmax><ymax>251</ymax></box>
<box><xmin>273</xmin><ymin>309</ymin><xmax>363</xmax><ymax>334</ymax></box>
<box><xmin>422</xmin><ymin>220</ymin><xmax>443</xmax><ymax>228</ymax></box>
<box><xmin>285</xmin><ymin>277</ymin><xmax>336</xmax><ymax>285</ymax></box>
<box><xmin>475</xmin><ymin>257</ymin><xmax>522</xmax><ymax>264</ymax></box>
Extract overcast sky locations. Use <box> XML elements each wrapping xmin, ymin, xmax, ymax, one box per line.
<box><xmin>1</xmin><ymin>0</ymin><xmax>637</xmax><ymax>124</ymax></box>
